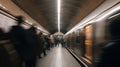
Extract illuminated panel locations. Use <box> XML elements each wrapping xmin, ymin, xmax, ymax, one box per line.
<box><xmin>84</xmin><ymin>24</ymin><xmax>93</xmax><ymax>60</ymax></box>
<box><xmin>0</xmin><ymin>13</ymin><xmax>16</xmax><ymax>32</ymax></box>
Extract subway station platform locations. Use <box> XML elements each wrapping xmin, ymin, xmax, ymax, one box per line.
<box><xmin>36</xmin><ymin>45</ymin><xmax>81</xmax><ymax>67</ymax></box>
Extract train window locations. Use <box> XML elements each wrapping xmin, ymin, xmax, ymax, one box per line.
<box><xmin>106</xmin><ymin>12</ymin><xmax>120</xmax><ymax>41</ymax></box>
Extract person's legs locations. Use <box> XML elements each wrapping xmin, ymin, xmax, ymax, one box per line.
<box><xmin>25</xmin><ymin>58</ymin><xmax>36</xmax><ymax>67</ymax></box>
<box><xmin>43</xmin><ymin>49</ymin><xmax>46</xmax><ymax>56</ymax></box>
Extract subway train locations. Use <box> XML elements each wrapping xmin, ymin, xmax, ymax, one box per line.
<box><xmin>0</xmin><ymin>0</ymin><xmax>120</xmax><ymax>67</ymax></box>
<box><xmin>64</xmin><ymin>2</ymin><xmax>120</xmax><ymax>67</ymax></box>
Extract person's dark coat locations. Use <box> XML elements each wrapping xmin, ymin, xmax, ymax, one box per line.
<box><xmin>9</xmin><ymin>26</ymin><xmax>36</xmax><ymax>60</ymax></box>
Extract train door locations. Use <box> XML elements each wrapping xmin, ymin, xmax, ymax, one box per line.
<box><xmin>84</xmin><ymin>24</ymin><xmax>93</xmax><ymax>60</ymax></box>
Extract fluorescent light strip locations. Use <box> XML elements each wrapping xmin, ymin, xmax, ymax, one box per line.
<box><xmin>57</xmin><ymin>0</ymin><xmax>61</xmax><ymax>32</ymax></box>
<box><xmin>108</xmin><ymin>12</ymin><xmax>120</xmax><ymax>19</ymax></box>
<box><xmin>95</xmin><ymin>5</ymin><xmax>120</xmax><ymax>22</ymax></box>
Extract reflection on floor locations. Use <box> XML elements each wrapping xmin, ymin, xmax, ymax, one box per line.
<box><xmin>36</xmin><ymin>45</ymin><xmax>81</xmax><ymax>67</ymax></box>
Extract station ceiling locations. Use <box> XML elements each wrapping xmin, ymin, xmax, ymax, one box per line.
<box><xmin>12</xmin><ymin>0</ymin><xmax>105</xmax><ymax>34</ymax></box>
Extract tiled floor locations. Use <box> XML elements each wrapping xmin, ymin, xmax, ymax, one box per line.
<box><xmin>36</xmin><ymin>45</ymin><xmax>81</xmax><ymax>67</ymax></box>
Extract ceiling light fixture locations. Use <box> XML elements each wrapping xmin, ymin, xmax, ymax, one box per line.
<box><xmin>57</xmin><ymin>0</ymin><xmax>61</xmax><ymax>32</ymax></box>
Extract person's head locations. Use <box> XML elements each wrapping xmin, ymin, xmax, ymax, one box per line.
<box><xmin>108</xmin><ymin>18</ymin><xmax>120</xmax><ymax>38</ymax></box>
<box><xmin>29</xmin><ymin>26</ymin><xmax>37</xmax><ymax>34</ymax></box>
<box><xmin>15</xmin><ymin>16</ymin><xmax>24</xmax><ymax>25</ymax></box>
<box><xmin>39</xmin><ymin>32</ymin><xmax>43</xmax><ymax>35</ymax></box>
